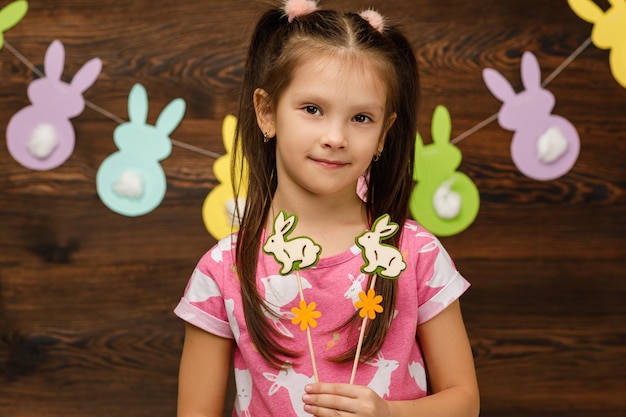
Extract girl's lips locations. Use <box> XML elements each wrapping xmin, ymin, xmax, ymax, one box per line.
<box><xmin>310</xmin><ymin>157</ymin><xmax>347</xmax><ymax>169</ymax></box>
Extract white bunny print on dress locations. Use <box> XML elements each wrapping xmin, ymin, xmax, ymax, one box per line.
<box><xmin>6</xmin><ymin>40</ymin><xmax>102</xmax><ymax>171</ymax></box>
<box><xmin>365</xmin><ymin>351</ymin><xmax>400</xmax><ymax>399</ymax></box>
<box><xmin>264</xmin><ymin>366</ymin><xmax>315</xmax><ymax>417</ymax></box>
<box><xmin>261</xmin><ymin>273</ymin><xmax>312</xmax><ymax>338</ymax></box>
<box><xmin>234</xmin><ymin>368</ymin><xmax>253</xmax><ymax>417</ymax></box>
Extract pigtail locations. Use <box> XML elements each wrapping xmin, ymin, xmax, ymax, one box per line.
<box><xmin>234</xmin><ymin>7</ymin><xmax>297</xmax><ymax>368</ymax></box>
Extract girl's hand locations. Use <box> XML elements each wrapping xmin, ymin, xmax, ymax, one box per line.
<box><xmin>302</xmin><ymin>383</ymin><xmax>393</xmax><ymax>417</ymax></box>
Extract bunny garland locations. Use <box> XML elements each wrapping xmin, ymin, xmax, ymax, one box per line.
<box><xmin>202</xmin><ymin>115</ymin><xmax>249</xmax><ymax>240</ymax></box>
<box><xmin>6</xmin><ymin>39</ymin><xmax>102</xmax><ymax>171</ymax></box>
<box><xmin>2</xmin><ymin>4</ymin><xmax>615</xmax><ymax>236</ymax></box>
<box><xmin>0</xmin><ymin>0</ymin><xmax>27</xmax><ymax>50</ymax></box>
<box><xmin>96</xmin><ymin>83</ymin><xmax>186</xmax><ymax>217</ymax></box>
<box><xmin>410</xmin><ymin>106</ymin><xmax>480</xmax><ymax>237</ymax></box>
<box><xmin>483</xmin><ymin>51</ymin><xmax>581</xmax><ymax>181</ymax></box>
<box><xmin>568</xmin><ymin>0</ymin><xmax>626</xmax><ymax>88</ymax></box>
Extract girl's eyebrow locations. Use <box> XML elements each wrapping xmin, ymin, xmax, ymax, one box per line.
<box><xmin>292</xmin><ymin>92</ymin><xmax>384</xmax><ymax>113</ymax></box>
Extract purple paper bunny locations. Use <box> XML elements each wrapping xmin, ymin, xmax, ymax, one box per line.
<box><xmin>483</xmin><ymin>51</ymin><xmax>580</xmax><ymax>181</ymax></box>
<box><xmin>6</xmin><ymin>40</ymin><xmax>102</xmax><ymax>170</ymax></box>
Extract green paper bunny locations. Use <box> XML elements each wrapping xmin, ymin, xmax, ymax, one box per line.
<box><xmin>409</xmin><ymin>105</ymin><xmax>480</xmax><ymax>236</ymax></box>
<box><xmin>0</xmin><ymin>0</ymin><xmax>28</xmax><ymax>50</ymax></box>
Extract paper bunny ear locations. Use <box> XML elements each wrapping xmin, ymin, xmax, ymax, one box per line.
<box><xmin>482</xmin><ymin>67</ymin><xmax>515</xmax><ymax>102</ymax></box>
<box><xmin>431</xmin><ymin>105</ymin><xmax>452</xmax><ymax>145</ymax></box>
<box><xmin>44</xmin><ymin>40</ymin><xmax>65</xmax><ymax>80</ymax></box>
<box><xmin>127</xmin><ymin>83</ymin><xmax>149</xmax><ymax>123</ymax></box>
<box><xmin>0</xmin><ymin>0</ymin><xmax>28</xmax><ymax>49</ymax></box>
<box><xmin>567</xmin><ymin>0</ymin><xmax>604</xmax><ymax>24</ymax></box>
<box><xmin>372</xmin><ymin>213</ymin><xmax>397</xmax><ymax>237</ymax></box>
<box><xmin>156</xmin><ymin>98</ymin><xmax>186</xmax><ymax>137</ymax></box>
<box><xmin>521</xmin><ymin>52</ymin><xmax>542</xmax><ymax>90</ymax></box>
<box><xmin>274</xmin><ymin>211</ymin><xmax>293</xmax><ymax>233</ymax></box>
<box><xmin>71</xmin><ymin>57</ymin><xmax>102</xmax><ymax>94</ymax></box>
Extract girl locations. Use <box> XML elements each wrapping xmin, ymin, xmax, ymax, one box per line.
<box><xmin>175</xmin><ymin>1</ymin><xmax>479</xmax><ymax>416</ymax></box>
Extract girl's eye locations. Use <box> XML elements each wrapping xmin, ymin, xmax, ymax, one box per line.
<box><xmin>304</xmin><ymin>105</ymin><xmax>321</xmax><ymax>115</ymax></box>
<box><xmin>354</xmin><ymin>114</ymin><xmax>372</xmax><ymax>123</ymax></box>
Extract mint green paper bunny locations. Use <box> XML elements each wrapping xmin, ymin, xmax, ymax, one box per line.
<box><xmin>0</xmin><ymin>0</ymin><xmax>28</xmax><ymax>49</ymax></box>
<box><xmin>409</xmin><ymin>105</ymin><xmax>480</xmax><ymax>236</ymax></box>
<box><xmin>96</xmin><ymin>83</ymin><xmax>186</xmax><ymax>217</ymax></box>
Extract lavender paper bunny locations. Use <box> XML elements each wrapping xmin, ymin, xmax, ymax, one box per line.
<box><xmin>483</xmin><ymin>51</ymin><xmax>580</xmax><ymax>181</ymax></box>
<box><xmin>6</xmin><ymin>40</ymin><xmax>102</xmax><ymax>170</ymax></box>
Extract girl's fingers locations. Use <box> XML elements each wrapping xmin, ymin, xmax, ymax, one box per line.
<box><xmin>303</xmin><ymin>392</ymin><xmax>358</xmax><ymax>414</ymax></box>
<box><xmin>305</xmin><ymin>382</ymin><xmax>359</xmax><ymax>398</ymax></box>
<box><xmin>303</xmin><ymin>383</ymin><xmax>378</xmax><ymax>415</ymax></box>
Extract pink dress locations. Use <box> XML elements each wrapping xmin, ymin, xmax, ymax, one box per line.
<box><xmin>175</xmin><ymin>219</ymin><xmax>470</xmax><ymax>417</ymax></box>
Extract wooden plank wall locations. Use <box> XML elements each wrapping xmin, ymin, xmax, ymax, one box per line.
<box><xmin>1</xmin><ymin>1</ymin><xmax>624</xmax><ymax>416</ymax></box>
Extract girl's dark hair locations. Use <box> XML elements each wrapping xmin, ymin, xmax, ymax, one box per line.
<box><xmin>232</xmin><ymin>5</ymin><xmax>419</xmax><ymax>368</ymax></box>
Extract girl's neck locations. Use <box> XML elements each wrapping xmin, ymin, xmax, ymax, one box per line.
<box><xmin>267</xmin><ymin>187</ymin><xmax>369</xmax><ymax>257</ymax></box>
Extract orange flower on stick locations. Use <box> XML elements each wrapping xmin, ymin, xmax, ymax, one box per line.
<box><xmin>291</xmin><ymin>300</ymin><xmax>321</xmax><ymax>331</ymax></box>
<box><xmin>355</xmin><ymin>289</ymin><xmax>383</xmax><ymax>320</ymax></box>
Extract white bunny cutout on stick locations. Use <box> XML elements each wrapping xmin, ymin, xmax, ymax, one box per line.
<box><xmin>6</xmin><ymin>39</ymin><xmax>102</xmax><ymax>170</ymax></box>
<box><xmin>483</xmin><ymin>51</ymin><xmax>580</xmax><ymax>181</ymax></box>
<box><xmin>356</xmin><ymin>213</ymin><xmax>406</xmax><ymax>280</ymax></box>
<box><xmin>350</xmin><ymin>213</ymin><xmax>405</xmax><ymax>384</ymax></box>
<box><xmin>263</xmin><ymin>211</ymin><xmax>321</xmax><ymax>275</ymax></box>
<box><xmin>263</xmin><ymin>211</ymin><xmax>322</xmax><ymax>382</ymax></box>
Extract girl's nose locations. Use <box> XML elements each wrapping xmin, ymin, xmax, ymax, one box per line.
<box><xmin>320</xmin><ymin>121</ymin><xmax>347</xmax><ymax>149</ymax></box>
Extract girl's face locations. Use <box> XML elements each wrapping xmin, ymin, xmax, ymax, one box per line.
<box><xmin>255</xmin><ymin>53</ymin><xmax>395</xmax><ymax>201</ymax></box>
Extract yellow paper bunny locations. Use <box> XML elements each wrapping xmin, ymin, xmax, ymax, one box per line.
<box><xmin>568</xmin><ymin>0</ymin><xmax>626</xmax><ymax>87</ymax></box>
<box><xmin>202</xmin><ymin>115</ymin><xmax>248</xmax><ymax>240</ymax></box>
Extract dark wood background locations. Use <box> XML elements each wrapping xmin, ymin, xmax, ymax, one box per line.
<box><xmin>1</xmin><ymin>1</ymin><xmax>624</xmax><ymax>416</ymax></box>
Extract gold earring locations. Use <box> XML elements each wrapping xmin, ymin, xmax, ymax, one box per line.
<box><xmin>263</xmin><ymin>130</ymin><xmax>271</xmax><ymax>143</ymax></box>
<box><xmin>373</xmin><ymin>150</ymin><xmax>381</xmax><ymax>162</ymax></box>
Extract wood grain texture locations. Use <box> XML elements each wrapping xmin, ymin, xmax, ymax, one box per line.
<box><xmin>1</xmin><ymin>1</ymin><xmax>625</xmax><ymax>416</ymax></box>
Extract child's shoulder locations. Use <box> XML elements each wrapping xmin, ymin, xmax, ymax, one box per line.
<box><xmin>197</xmin><ymin>233</ymin><xmax>238</xmax><ymax>270</ymax></box>
<box><xmin>401</xmin><ymin>218</ymin><xmax>435</xmax><ymax>239</ymax></box>
<box><xmin>400</xmin><ymin>219</ymin><xmax>443</xmax><ymax>249</ymax></box>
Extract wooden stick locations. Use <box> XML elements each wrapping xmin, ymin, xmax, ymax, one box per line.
<box><xmin>296</xmin><ymin>271</ymin><xmax>319</xmax><ymax>383</ymax></box>
<box><xmin>349</xmin><ymin>275</ymin><xmax>377</xmax><ymax>384</ymax></box>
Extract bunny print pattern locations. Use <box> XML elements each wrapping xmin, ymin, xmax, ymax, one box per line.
<box><xmin>174</xmin><ymin>219</ymin><xmax>470</xmax><ymax>416</ymax></box>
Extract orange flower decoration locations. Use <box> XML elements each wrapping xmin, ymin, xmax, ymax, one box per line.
<box><xmin>291</xmin><ymin>300</ymin><xmax>321</xmax><ymax>331</ymax></box>
<box><xmin>355</xmin><ymin>289</ymin><xmax>383</xmax><ymax>320</ymax></box>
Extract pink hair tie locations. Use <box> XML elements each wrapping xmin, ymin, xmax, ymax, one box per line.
<box><xmin>283</xmin><ymin>0</ymin><xmax>318</xmax><ymax>22</ymax></box>
<box><xmin>359</xmin><ymin>9</ymin><xmax>386</xmax><ymax>33</ymax></box>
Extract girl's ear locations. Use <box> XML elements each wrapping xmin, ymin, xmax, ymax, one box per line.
<box><xmin>253</xmin><ymin>88</ymin><xmax>275</xmax><ymax>136</ymax></box>
<box><xmin>378</xmin><ymin>112</ymin><xmax>397</xmax><ymax>152</ymax></box>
